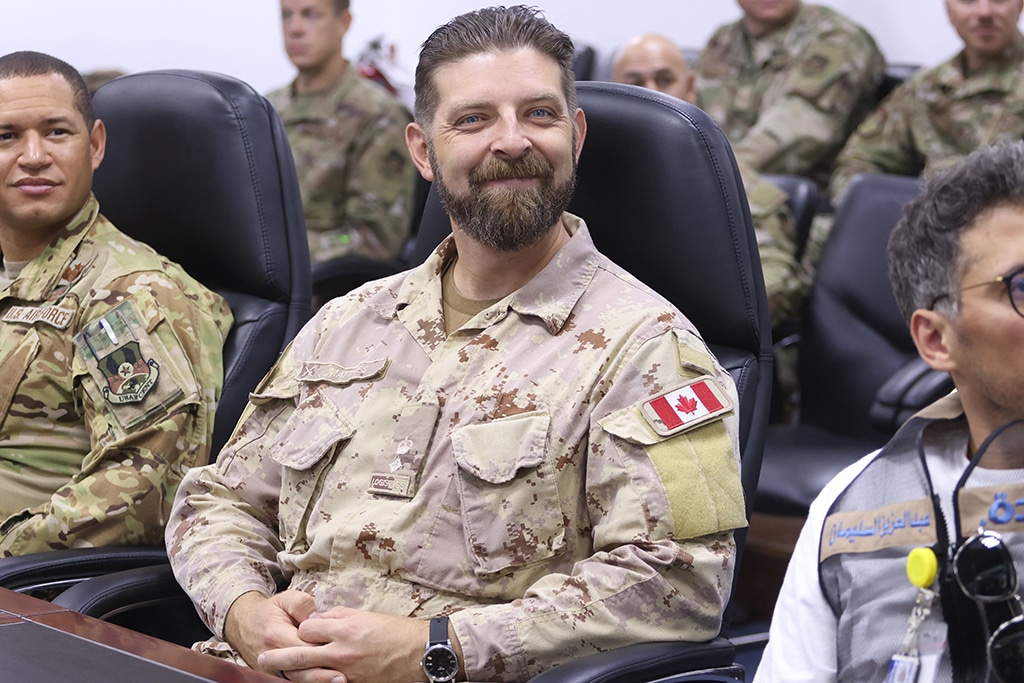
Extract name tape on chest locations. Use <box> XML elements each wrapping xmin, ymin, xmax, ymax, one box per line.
<box><xmin>3</xmin><ymin>305</ymin><xmax>75</xmax><ymax>330</ymax></box>
<box><xmin>958</xmin><ymin>482</ymin><xmax>1024</xmax><ymax>537</ymax></box>
<box><xmin>820</xmin><ymin>497</ymin><xmax>937</xmax><ymax>563</ymax></box>
<box><xmin>641</xmin><ymin>377</ymin><xmax>732</xmax><ymax>437</ymax></box>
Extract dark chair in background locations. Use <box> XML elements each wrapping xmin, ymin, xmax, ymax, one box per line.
<box><xmin>572</xmin><ymin>43</ymin><xmax>597</xmax><ymax>80</ymax></box>
<box><xmin>733</xmin><ymin>173</ymin><xmax>953</xmax><ymax>623</ymax></box>
<box><xmin>0</xmin><ymin>70</ymin><xmax>312</xmax><ymax>628</ymax></box>
<box><xmin>39</xmin><ymin>81</ymin><xmax>773</xmax><ymax>682</ymax></box>
<box><xmin>763</xmin><ymin>174</ymin><xmax>819</xmax><ymax>264</ymax></box>
<box><xmin>876</xmin><ymin>62</ymin><xmax>920</xmax><ymax>104</ymax></box>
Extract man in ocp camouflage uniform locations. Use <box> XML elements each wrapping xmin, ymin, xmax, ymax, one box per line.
<box><xmin>167</xmin><ymin>6</ymin><xmax>746</xmax><ymax>682</ymax></box>
<box><xmin>612</xmin><ymin>33</ymin><xmax>811</xmax><ymax>331</ymax></box>
<box><xmin>829</xmin><ymin>0</ymin><xmax>1024</xmax><ymax>205</ymax></box>
<box><xmin>267</xmin><ymin>0</ymin><xmax>417</xmax><ymax>267</ymax></box>
<box><xmin>0</xmin><ymin>51</ymin><xmax>232</xmax><ymax>556</ymax></box>
<box><xmin>695</xmin><ymin>0</ymin><xmax>885</xmax><ymax>190</ymax></box>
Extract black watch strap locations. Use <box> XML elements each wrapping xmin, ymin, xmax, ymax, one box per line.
<box><xmin>429</xmin><ymin>616</ymin><xmax>449</xmax><ymax>643</ymax></box>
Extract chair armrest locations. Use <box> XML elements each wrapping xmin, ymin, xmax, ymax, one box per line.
<box><xmin>0</xmin><ymin>546</ymin><xmax>168</xmax><ymax>595</ymax></box>
<box><xmin>528</xmin><ymin>638</ymin><xmax>740</xmax><ymax>683</ymax></box>
<box><xmin>53</xmin><ymin>563</ymin><xmax>213</xmax><ymax>647</ymax></box>
<box><xmin>869</xmin><ymin>357</ymin><xmax>954</xmax><ymax>434</ymax></box>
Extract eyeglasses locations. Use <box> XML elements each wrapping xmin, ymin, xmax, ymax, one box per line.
<box><xmin>930</xmin><ymin>264</ymin><xmax>1024</xmax><ymax>318</ymax></box>
<box><xmin>953</xmin><ymin>530</ymin><xmax>1024</xmax><ymax>682</ymax></box>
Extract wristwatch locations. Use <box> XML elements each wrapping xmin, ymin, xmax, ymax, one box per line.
<box><xmin>422</xmin><ymin>616</ymin><xmax>459</xmax><ymax>682</ymax></box>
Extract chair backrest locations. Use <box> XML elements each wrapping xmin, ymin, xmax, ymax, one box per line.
<box><xmin>798</xmin><ymin>173</ymin><xmax>924</xmax><ymax>438</ymax></box>
<box><xmin>411</xmin><ymin>81</ymin><xmax>774</xmax><ymax>519</ymax></box>
<box><xmin>763</xmin><ymin>174</ymin><xmax>819</xmax><ymax>263</ymax></box>
<box><xmin>92</xmin><ymin>70</ymin><xmax>312</xmax><ymax>457</ymax></box>
<box><xmin>572</xmin><ymin>43</ymin><xmax>597</xmax><ymax>81</ymax></box>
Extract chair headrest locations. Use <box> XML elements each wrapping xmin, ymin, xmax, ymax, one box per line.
<box><xmin>92</xmin><ymin>70</ymin><xmax>310</xmax><ymax>306</ymax></box>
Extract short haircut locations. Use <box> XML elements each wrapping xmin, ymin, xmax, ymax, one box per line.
<box><xmin>888</xmin><ymin>141</ymin><xmax>1024</xmax><ymax>323</ymax></box>
<box><xmin>413</xmin><ymin>5</ymin><xmax>577</xmax><ymax>129</ymax></box>
<box><xmin>331</xmin><ymin>0</ymin><xmax>350</xmax><ymax>12</ymax></box>
<box><xmin>0</xmin><ymin>51</ymin><xmax>95</xmax><ymax>129</ymax></box>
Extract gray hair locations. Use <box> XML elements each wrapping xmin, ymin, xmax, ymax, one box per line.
<box><xmin>413</xmin><ymin>5</ymin><xmax>577</xmax><ymax>129</ymax></box>
<box><xmin>888</xmin><ymin>141</ymin><xmax>1024</xmax><ymax>323</ymax></box>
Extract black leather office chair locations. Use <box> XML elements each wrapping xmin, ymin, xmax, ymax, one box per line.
<box><xmin>44</xmin><ymin>82</ymin><xmax>772</xmax><ymax>681</ymax></box>
<box><xmin>572</xmin><ymin>43</ymin><xmax>597</xmax><ymax>80</ymax></box>
<box><xmin>763</xmin><ymin>174</ymin><xmax>819</xmax><ymax>264</ymax></box>
<box><xmin>757</xmin><ymin>173</ymin><xmax>952</xmax><ymax>517</ymax></box>
<box><xmin>0</xmin><ymin>70</ymin><xmax>311</xmax><ymax>600</ymax></box>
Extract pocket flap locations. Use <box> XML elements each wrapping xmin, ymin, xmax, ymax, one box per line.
<box><xmin>450</xmin><ymin>411</ymin><xmax>550</xmax><ymax>483</ymax></box>
<box><xmin>270</xmin><ymin>392</ymin><xmax>355</xmax><ymax>470</ymax></box>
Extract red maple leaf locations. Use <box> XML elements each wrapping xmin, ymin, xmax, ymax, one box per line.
<box><xmin>675</xmin><ymin>395</ymin><xmax>698</xmax><ymax>414</ymax></box>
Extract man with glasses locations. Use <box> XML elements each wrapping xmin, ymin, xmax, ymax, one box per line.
<box><xmin>756</xmin><ymin>141</ymin><xmax>1024</xmax><ymax>682</ymax></box>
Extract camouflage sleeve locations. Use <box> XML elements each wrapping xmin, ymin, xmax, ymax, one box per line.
<box><xmin>451</xmin><ymin>328</ymin><xmax>746</xmax><ymax>681</ymax></box>
<box><xmin>829</xmin><ymin>82</ymin><xmax>923</xmax><ymax>204</ymax></box>
<box><xmin>339</xmin><ymin>104</ymin><xmax>418</xmax><ymax>260</ymax></box>
<box><xmin>740</xmin><ymin>164</ymin><xmax>812</xmax><ymax>328</ymax></box>
<box><xmin>0</xmin><ymin>276</ymin><xmax>230</xmax><ymax>556</ymax></box>
<box><xmin>734</xmin><ymin>30</ymin><xmax>884</xmax><ymax>177</ymax></box>
<box><xmin>166</xmin><ymin>340</ymin><xmax>303</xmax><ymax>637</ymax></box>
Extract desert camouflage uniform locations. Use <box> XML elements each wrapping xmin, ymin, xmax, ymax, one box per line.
<box><xmin>0</xmin><ymin>195</ymin><xmax>231</xmax><ymax>556</ymax></box>
<box><xmin>829</xmin><ymin>33</ymin><xmax>1024</xmax><ymax>204</ymax></box>
<box><xmin>167</xmin><ymin>214</ymin><xmax>746</xmax><ymax>682</ymax></box>
<box><xmin>740</xmin><ymin>160</ymin><xmax>811</xmax><ymax>329</ymax></box>
<box><xmin>695</xmin><ymin>3</ymin><xmax>885</xmax><ymax>188</ymax></box>
<box><xmin>267</xmin><ymin>63</ymin><xmax>416</xmax><ymax>264</ymax></box>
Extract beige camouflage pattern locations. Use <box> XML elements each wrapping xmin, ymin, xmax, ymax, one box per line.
<box><xmin>739</xmin><ymin>159</ymin><xmax>812</xmax><ymax>328</ymax></box>
<box><xmin>695</xmin><ymin>3</ymin><xmax>885</xmax><ymax>188</ymax></box>
<box><xmin>0</xmin><ymin>195</ymin><xmax>232</xmax><ymax>556</ymax></box>
<box><xmin>267</xmin><ymin>63</ymin><xmax>417</xmax><ymax>264</ymax></box>
<box><xmin>829</xmin><ymin>34</ymin><xmax>1024</xmax><ymax>204</ymax></box>
<box><xmin>167</xmin><ymin>214</ymin><xmax>746</xmax><ymax>682</ymax></box>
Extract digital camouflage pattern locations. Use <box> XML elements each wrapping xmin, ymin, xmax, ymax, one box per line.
<box><xmin>695</xmin><ymin>3</ymin><xmax>885</xmax><ymax>188</ymax></box>
<box><xmin>739</xmin><ymin>159</ymin><xmax>812</xmax><ymax>328</ymax></box>
<box><xmin>829</xmin><ymin>34</ymin><xmax>1024</xmax><ymax>204</ymax></box>
<box><xmin>267</xmin><ymin>63</ymin><xmax>417</xmax><ymax>264</ymax></box>
<box><xmin>167</xmin><ymin>215</ymin><xmax>746</xmax><ymax>682</ymax></box>
<box><xmin>0</xmin><ymin>195</ymin><xmax>232</xmax><ymax>556</ymax></box>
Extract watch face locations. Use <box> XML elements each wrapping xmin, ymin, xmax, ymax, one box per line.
<box><xmin>424</xmin><ymin>644</ymin><xmax>459</xmax><ymax>681</ymax></box>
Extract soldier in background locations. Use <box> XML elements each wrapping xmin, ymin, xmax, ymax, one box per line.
<box><xmin>267</xmin><ymin>0</ymin><xmax>417</xmax><ymax>268</ymax></box>
<box><xmin>0</xmin><ymin>51</ymin><xmax>231</xmax><ymax>556</ymax></box>
<box><xmin>612</xmin><ymin>33</ymin><xmax>811</xmax><ymax>332</ymax></box>
<box><xmin>829</xmin><ymin>0</ymin><xmax>1024</xmax><ymax>205</ymax></box>
<box><xmin>166</xmin><ymin>6</ymin><xmax>745</xmax><ymax>682</ymax></box>
<box><xmin>695</xmin><ymin>0</ymin><xmax>885</xmax><ymax>190</ymax></box>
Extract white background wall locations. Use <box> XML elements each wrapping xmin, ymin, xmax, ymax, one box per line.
<box><xmin>4</xmin><ymin>1</ymin><xmax>1011</xmax><ymax>97</ymax></box>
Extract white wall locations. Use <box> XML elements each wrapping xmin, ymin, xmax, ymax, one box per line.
<box><xmin>3</xmin><ymin>1</ymin><xmax>1003</xmax><ymax>97</ymax></box>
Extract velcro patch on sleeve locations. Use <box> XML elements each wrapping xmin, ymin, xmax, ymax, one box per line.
<box><xmin>641</xmin><ymin>377</ymin><xmax>733</xmax><ymax>437</ymax></box>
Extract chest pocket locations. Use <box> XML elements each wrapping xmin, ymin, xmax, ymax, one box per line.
<box><xmin>270</xmin><ymin>389</ymin><xmax>355</xmax><ymax>553</ymax></box>
<box><xmin>450</xmin><ymin>410</ymin><xmax>565</xmax><ymax>577</ymax></box>
<box><xmin>0</xmin><ymin>328</ymin><xmax>42</xmax><ymax>425</ymax></box>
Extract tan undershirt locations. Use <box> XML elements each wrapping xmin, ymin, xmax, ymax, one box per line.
<box><xmin>0</xmin><ymin>258</ymin><xmax>30</xmax><ymax>291</ymax></box>
<box><xmin>441</xmin><ymin>258</ymin><xmax>502</xmax><ymax>335</ymax></box>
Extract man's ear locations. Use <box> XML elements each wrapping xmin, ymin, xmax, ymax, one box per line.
<box><xmin>90</xmin><ymin>119</ymin><xmax>107</xmax><ymax>170</ymax></box>
<box><xmin>405</xmin><ymin>122</ymin><xmax>434</xmax><ymax>182</ymax></box>
<box><xmin>910</xmin><ymin>308</ymin><xmax>955</xmax><ymax>373</ymax></box>
<box><xmin>573</xmin><ymin>107</ymin><xmax>586</xmax><ymax>161</ymax></box>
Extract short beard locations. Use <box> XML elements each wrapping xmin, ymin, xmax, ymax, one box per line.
<box><xmin>430</xmin><ymin>147</ymin><xmax>577</xmax><ymax>252</ymax></box>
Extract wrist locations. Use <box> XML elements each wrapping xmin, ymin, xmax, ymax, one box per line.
<box><xmin>422</xmin><ymin>616</ymin><xmax>461</xmax><ymax>682</ymax></box>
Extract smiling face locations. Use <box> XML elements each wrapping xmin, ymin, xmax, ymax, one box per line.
<box><xmin>0</xmin><ymin>72</ymin><xmax>105</xmax><ymax>257</ymax></box>
<box><xmin>946</xmin><ymin>0</ymin><xmax>1024</xmax><ymax>71</ymax></box>
<box><xmin>406</xmin><ymin>47</ymin><xmax>586</xmax><ymax>252</ymax></box>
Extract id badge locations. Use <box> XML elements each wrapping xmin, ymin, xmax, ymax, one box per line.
<box><xmin>884</xmin><ymin>654</ymin><xmax>919</xmax><ymax>683</ymax></box>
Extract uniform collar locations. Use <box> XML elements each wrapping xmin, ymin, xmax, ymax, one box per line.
<box><xmin>383</xmin><ymin>212</ymin><xmax>600</xmax><ymax>335</ymax></box>
<box><xmin>2</xmin><ymin>194</ymin><xmax>100</xmax><ymax>303</ymax></box>
<box><xmin>936</xmin><ymin>32</ymin><xmax>1024</xmax><ymax>95</ymax></box>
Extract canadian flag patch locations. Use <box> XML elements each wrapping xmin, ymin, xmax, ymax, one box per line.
<box><xmin>641</xmin><ymin>378</ymin><xmax>732</xmax><ymax>436</ymax></box>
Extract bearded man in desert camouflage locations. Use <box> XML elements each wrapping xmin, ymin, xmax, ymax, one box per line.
<box><xmin>167</xmin><ymin>6</ymin><xmax>745</xmax><ymax>683</ymax></box>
